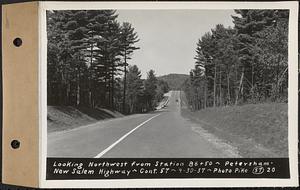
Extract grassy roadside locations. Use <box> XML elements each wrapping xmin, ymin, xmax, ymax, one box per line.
<box><xmin>181</xmin><ymin>100</ymin><xmax>288</xmax><ymax>157</ymax></box>
<box><xmin>47</xmin><ymin>106</ymin><xmax>123</xmax><ymax>133</ymax></box>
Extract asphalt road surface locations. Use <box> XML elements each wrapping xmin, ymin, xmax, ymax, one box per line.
<box><xmin>48</xmin><ymin>91</ymin><xmax>239</xmax><ymax>158</ymax></box>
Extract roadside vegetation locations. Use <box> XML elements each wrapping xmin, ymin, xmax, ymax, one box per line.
<box><xmin>47</xmin><ymin>9</ymin><xmax>290</xmax><ymax>157</ymax></box>
<box><xmin>183</xmin><ymin>10</ymin><xmax>289</xmax><ymax>109</ymax></box>
<box><xmin>181</xmin><ymin>10</ymin><xmax>289</xmax><ymax>157</ymax></box>
<box><xmin>48</xmin><ymin>106</ymin><xmax>122</xmax><ymax>133</ymax></box>
<box><xmin>47</xmin><ymin>10</ymin><xmax>169</xmax><ymax>116</ymax></box>
<box><xmin>181</xmin><ymin>100</ymin><xmax>288</xmax><ymax>157</ymax></box>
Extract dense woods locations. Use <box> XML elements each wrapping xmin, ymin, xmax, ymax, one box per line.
<box><xmin>47</xmin><ymin>9</ymin><xmax>289</xmax><ymax>115</ymax></box>
<box><xmin>47</xmin><ymin>10</ymin><xmax>168</xmax><ymax>114</ymax></box>
<box><xmin>184</xmin><ymin>10</ymin><xmax>289</xmax><ymax>110</ymax></box>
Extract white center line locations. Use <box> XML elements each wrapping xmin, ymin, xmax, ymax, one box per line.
<box><xmin>94</xmin><ymin>113</ymin><xmax>162</xmax><ymax>158</ymax></box>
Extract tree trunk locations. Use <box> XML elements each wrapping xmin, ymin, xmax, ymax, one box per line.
<box><xmin>227</xmin><ymin>72</ymin><xmax>230</xmax><ymax>105</ymax></box>
<box><xmin>130</xmin><ymin>98</ymin><xmax>134</xmax><ymax>114</ymax></box>
<box><xmin>251</xmin><ymin>61</ymin><xmax>254</xmax><ymax>88</ymax></box>
<box><xmin>89</xmin><ymin>42</ymin><xmax>93</xmax><ymax>107</ymax></box>
<box><xmin>234</xmin><ymin>61</ymin><xmax>238</xmax><ymax>103</ymax></box>
<box><xmin>105</xmin><ymin>77</ymin><xmax>109</xmax><ymax>108</ymax></box>
<box><xmin>219</xmin><ymin>67</ymin><xmax>222</xmax><ymax>106</ymax></box>
<box><xmin>213</xmin><ymin>62</ymin><xmax>217</xmax><ymax>107</ymax></box>
<box><xmin>89</xmin><ymin>91</ymin><xmax>92</xmax><ymax>107</ymax></box>
<box><xmin>59</xmin><ymin>67</ymin><xmax>64</xmax><ymax>105</ymax></box>
<box><xmin>111</xmin><ymin>66</ymin><xmax>114</xmax><ymax>110</ymax></box>
<box><xmin>67</xmin><ymin>82</ymin><xmax>70</xmax><ymax>105</ymax></box>
<box><xmin>276</xmin><ymin>55</ymin><xmax>280</xmax><ymax>98</ymax></box>
<box><xmin>204</xmin><ymin>79</ymin><xmax>207</xmax><ymax>109</ymax></box>
<box><xmin>123</xmin><ymin>50</ymin><xmax>127</xmax><ymax>113</ymax></box>
<box><xmin>235</xmin><ymin>71</ymin><xmax>244</xmax><ymax>105</ymax></box>
<box><xmin>76</xmin><ymin>67</ymin><xmax>80</xmax><ymax>106</ymax></box>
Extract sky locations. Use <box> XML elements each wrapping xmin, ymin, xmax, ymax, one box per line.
<box><xmin>117</xmin><ymin>10</ymin><xmax>235</xmax><ymax>79</ymax></box>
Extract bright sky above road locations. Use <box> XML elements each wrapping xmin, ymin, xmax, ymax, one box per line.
<box><xmin>117</xmin><ymin>10</ymin><xmax>235</xmax><ymax>78</ymax></box>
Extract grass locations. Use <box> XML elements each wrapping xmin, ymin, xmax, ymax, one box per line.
<box><xmin>47</xmin><ymin>106</ymin><xmax>123</xmax><ymax>133</ymax></box>
<box><xmin>181</xmin><ymin>103</ymin><xmax>288</xmax><ymax>157</ymax></box>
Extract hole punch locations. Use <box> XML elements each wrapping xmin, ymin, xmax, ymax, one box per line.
<box><xmin>13</xmin><ymin>38</ymin><xmax>22</xmax><ymax>47</ymax></box>
<box><xmin>11</xmin><ymin>140</ymin><xmax>20</xmax><ymax>149</ymax></box>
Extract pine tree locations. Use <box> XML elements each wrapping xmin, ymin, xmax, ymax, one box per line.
<box><xmin>61</xmin><ymin>10</ymin><xmax>90</xmax><ymax>106</ymax></box>
<box><xmin>184</xmin><ymin>9</ymin><xmax>289</xmax><ymax>110</ymax></box>
<box><xmin>92</xmin><ymin>10</ymin><xmax>121</xmax><ymax>109</ymax></box>
<box><xmin>47</xmin><ymin>10</ymin><xmax>84</xmax><ymax>106</ymax></box>
<box><xmin>144</xmin><ymin>70</ymin><xmax>158</xmax><ymax>111</ymax></box>
<box><xmin>156</xmin><ymin>80</ymin><xmax>169</xmax><ymax>99</ymax></box>
<box><xmin>47</xmin><ymin>10</ymin><xmax>143</xmax><ymax>113</ymax></box>
<box><xmin>126</xmin><ymin>65</ymin><xmax>143</xmax><ymax>113</ymax></box>
<box><xmin>255</xmin><ymin>10</ymin><xmax>289</xmax><ymax>101</ymax></box>
<box><xmin>119</xmin><ymin>22</ymin><xmax>140</xmax><ymax>113</ymax></box>
<box><xmin>188</xmin><ymin>25</ymin><xmax>240</xmax><ymax>109</ymax></box>
<box><xmin>193</xmin><ymin>40</ymin><xmax>207</xmax><ymax>109</ymax></box>
<box><xmin>232</xmin><ymin>10</ymin><xmax>279</xmax><ymax>102</ymax></box>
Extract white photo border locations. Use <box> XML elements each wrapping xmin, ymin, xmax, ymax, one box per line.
<box><xmin>39</xmin><ymin>1</ymin><xmax>299</xmax><ymax>188</ymax></box>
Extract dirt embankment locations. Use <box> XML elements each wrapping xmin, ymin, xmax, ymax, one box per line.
<box><xmin>180</xmin><ymin>93</ymin><xmax>288</xmax><ymax>157</ymax></box>
<box><xmin>47</xmin><ymin>106</ymin><xmax>123</xmax><ymax>133</ymax></box>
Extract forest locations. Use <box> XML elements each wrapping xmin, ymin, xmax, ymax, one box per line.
<box><xmin>184</xmin><ymin>10</ymin><xmax>289</xmax><ymax>110</ymax></box>
<box><xmin>158</xmin><ymin>74</ymin><xmax>189</xmax><ymax>90</ymax></box>
<box><xmin>47</xmin><ymin>10</ymin><xmax>169</xmax><ymax>114</ymax></box>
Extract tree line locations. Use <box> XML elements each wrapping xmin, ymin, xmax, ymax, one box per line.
<box><xmin>184</xmin><ymin>10</ymin><xmax>289</xmax><ymax>110</ymax></box>
<box><xmin>47</xmin><ymin>10</ymin><xmax>168</xmax><ymax>114</ymax></box>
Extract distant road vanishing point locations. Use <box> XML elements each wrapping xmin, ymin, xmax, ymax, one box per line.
<box><xmin>48</xmin><ymin>91</ymin><xmax>240</xmax><ymax>158</ymax></box>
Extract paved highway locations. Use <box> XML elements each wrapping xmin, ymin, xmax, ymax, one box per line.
<box><xmin>48</xmin><ymin>91</ymin><xmax>239</xmax><ymax>158</ymax></box>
